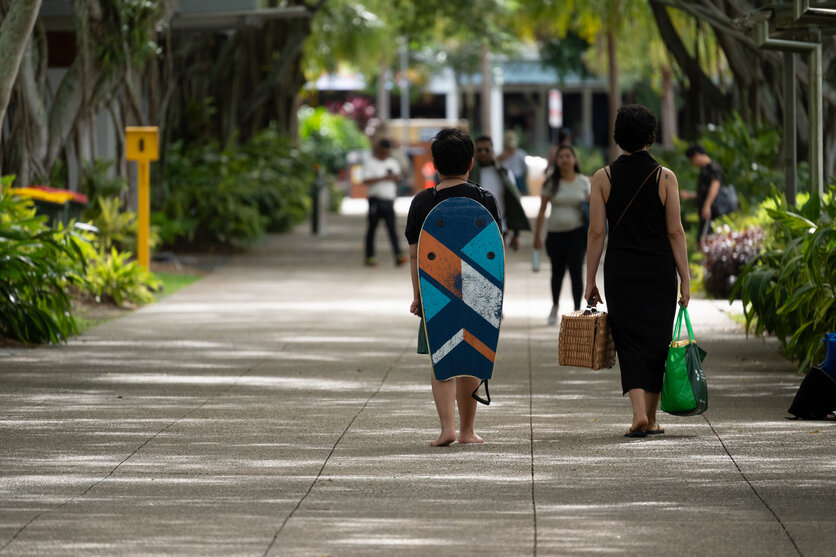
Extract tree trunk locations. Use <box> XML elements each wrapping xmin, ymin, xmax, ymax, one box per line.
<box><xmin>377</xmin><ymin>58</ymin><xmax>390</xmax><ymax>123</ymax></box>
<box><xmin>607</xmin><ymin>30</ymin><xmax>619</xmax><ymax>162</ymax></box>
<box><xmin>0</xmin><ymin>0</ymin><xmax>42</xmax><ymax>155</ymax></box>
<box><xmin>661</xmin><ymin>64</ymin><xmax>676</xmax><ymax>147</ymax></box>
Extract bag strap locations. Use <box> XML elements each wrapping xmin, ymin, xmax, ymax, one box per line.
<box><xmin>672</xmin><ymin>306</ymin><xmax>696</xmax><ymax>343</ymax></box>
<box><xmin>610</xmin><ymin>165</ymin><xmax>661</xmax><ymax>233</ymax></box>
<box><xmin>471</xmin><ymin>379</ymin><xmax>491</xmax><ymax>405</ymax></box>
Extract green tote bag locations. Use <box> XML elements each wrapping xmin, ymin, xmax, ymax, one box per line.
<box><xmin>661</xmin><ymin>306</ymin><xmax>708</xmax><ymax>416</ymax></box>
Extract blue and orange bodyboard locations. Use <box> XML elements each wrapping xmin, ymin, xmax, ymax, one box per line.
<box><xmin>418</xmin><ymin>197</ymin><xmax>505</xmax><ymax>382</ymax></box>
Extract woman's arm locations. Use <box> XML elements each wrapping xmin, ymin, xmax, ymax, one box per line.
<box><xmin>533</xmin><ymin>195</ymin><xmax>549</xmax><ymax>250</ymax></box>
<box><xmin>662</xmin><ymin>168</ymin><xmax>691</xmax><ymax>307</ymax></box>
<box><xmin>584</xmin><ymin>168</ymin><xmax>609</xmax><ymax>305</ymax></box>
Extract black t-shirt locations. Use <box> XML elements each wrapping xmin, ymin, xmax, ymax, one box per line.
<box><xmin>696</xmin><ymin>160</ymin><xmax>724</xmax><ymax>208</ymax></box>
<box><xmin>404</xmin><ymin>183</ymin><xmax>502</xmax><ymax>245</ymax></box>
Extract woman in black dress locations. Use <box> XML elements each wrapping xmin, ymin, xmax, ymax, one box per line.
<box><xmin>584</xmin><ymin>105</ymin><xmax>691</xmax><ymax>438</ymax></box>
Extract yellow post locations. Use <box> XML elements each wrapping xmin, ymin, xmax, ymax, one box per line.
<box><xmin>125</xmin><ymin>126</ymin><xmax>159</xmax><ymax>269</ymax></box>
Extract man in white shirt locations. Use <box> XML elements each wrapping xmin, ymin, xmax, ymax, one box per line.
<box><xmin>362</xmin><ymin>138</ymin><xmax>407</xmax><ymax>266</ymax></box>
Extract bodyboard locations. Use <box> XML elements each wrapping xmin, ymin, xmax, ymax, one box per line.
<box><xmin>417</xmin><ymin>197</ymin><xmax>505</xmax><ymax>381</ymax></box>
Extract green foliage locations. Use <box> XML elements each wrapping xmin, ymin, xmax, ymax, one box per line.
<box><xmin>685</xmin><ymin>113</ymin><xmax>783</xmax><ymax>205</ymax></box>
<box><xmin>80</xmin><ymin>159</ymin><xmax>128</xmax><ymax>211</ymax></box>
<box><xmin>84</xmin><ymin>247</ymin><xmax>162</xmax><ymax>308</ymax></box>
<box><xmin>0</xmin><ymin>178</ymin><xmax>87</xmax><ymax>344</ymax></box>
<box><xmin>88</xmin><ymin>195</ymin><xmax>160</xmax><ymax>255</ymax></box>
<box><xmin>298</xmin><ymin>106</ymin><xmax>370</xmax><ymax>175</ymax></box>
<box><xmin>575</xmin><ymin>145</ymin><xmax>604</xmax><ymax>177</ymax></box>
<box><xmin>156</xmin><ymin>127</ymin><xmax>314</xmax><ymax>250</ymax></box>
<box><xmin>732</xmin><ymin>190</ymin><xmax>836</xmax><ymax>371</ymax></box>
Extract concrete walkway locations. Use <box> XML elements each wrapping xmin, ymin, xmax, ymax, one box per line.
<box><xmin>0</xmin><ymin>204</ymin><xmax>833</xmax><ymax>556</ymax></box>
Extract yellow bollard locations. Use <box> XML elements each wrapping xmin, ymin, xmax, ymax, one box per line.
<box><xmin>125</xmin><ymin>127</ymin><xmax>159</xmax><ymax>269</ymax></box>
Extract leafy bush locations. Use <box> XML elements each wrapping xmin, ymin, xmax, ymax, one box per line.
<box><xmin>84</xmin><ymin>247</ymin><xmax>162</xmax><ymax>307</ymax></box>
<box><xmin>732</xmin><ymin>190</ymin><xmax>836</xmax><ymax>371</ymax></box>
<box><xmin>700</xmin><ymin>225</ymin><xmax>765</xmax><ymax>299</ymax></box>
<box><xmin>657</xmin><ymin>112</ymin><xmax>783</xmax><ymax>209</ymax></box>
<box><xmin>298</xmin><ymin>105</ymin><xmax>369</xmax><ymax>174</ymax></box>
<box><xmin>0</xmin><ymin>177</ymin><xmax>87</xmax><ymax>343</ymax></box>
<box><xmin>80</xmin><ymin>159</ymin><xmax>128</xmax><ymax>212</ymax></box>
<box><xmin>696</xmin><ymin>113</ymin><xmax>783</xmax><ymax>205</ymax></box>
<box><xmin>156</xmin><ymin>127</ymin><xmax>314</xmax><ymax>250</ymax></box>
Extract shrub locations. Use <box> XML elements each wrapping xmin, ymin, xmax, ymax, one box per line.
<box><xmin>298</xmin><ymin>105</ymin><xmax>369</xmax><ymax>174</ymax></box>
<box><xmin>84</xmin><ymin>247</ymin><xmax>162</xmax><ymax>308</ymax></box>
<box><xmin>700</xmin><ymin>225</ymin><xmax>765</xmax><ymax>299</ymax></box>
<box><xmin>732</xmin><ymin>189</ymin><xmax>836</xmax><ymax>371</ymax></box>
<box><xmin>156</xmin><ymin>127</ymin><xmax>314</xmax><ymax>250</ymax></box>
<box><xmin>0</xmin><ymin>177</ymin><xmax>87</xmax><ymax>343</ymax></box>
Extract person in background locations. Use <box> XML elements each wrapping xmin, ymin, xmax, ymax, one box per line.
<box><xmin>497</xmin><ymin>130</ymin><xmax>529</xmax><ymax>195</ymax></box>
<box><xmin>533</xmin><ymin>145</ymin><xmax>590</xmax><ymax>325</ymax></box>
<box><xmin>362</xmin><ymin>137</ymin><xmax>407</xmax><ymax>267</ymax></box>
<box><xmin>680</xmin><ymin>144</ymin><xmax>724</xmax><ymax>240</ymax></box>
<box><xmin>546</xmin><ymin>127</ymin><xmax>574</xmax><ymax>176</ymax></box>
<box><xmin>584</xmin><ymin>105</ymin><xmax>690</xmax><ymax>438</ymax></box>
<box><xmin>404</xmin><ymin>128</ymin><xmax>501</xmax><ymax>446</ymax></box>
<box><xmin>469</xmin><ymin>135</ymin><xmax>531</xmax><ymax>250</ymax></box>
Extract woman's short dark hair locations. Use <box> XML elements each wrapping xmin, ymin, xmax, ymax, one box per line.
<box><xmin>613</xmin><ymin>104</ymin><xmax>657</xmax><ymax>152</ymax></box>
<box><xmin>431</xmin><ymin>128</ymin><xmax>474</xmax><ymax>176</ymax></box>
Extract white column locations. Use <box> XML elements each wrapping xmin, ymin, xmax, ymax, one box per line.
<box><xmin>444</xmin><ymin>68</ymin><xmax>459</xmax><ymax>123</ymax></box>
<box><xmin>491</xmin><ymin>66</ymin><xmax>504</xmax><ymax>152</ymax></box>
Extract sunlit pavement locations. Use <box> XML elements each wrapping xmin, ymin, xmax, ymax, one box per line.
<box><xmin>0</xmin><ymin>200</ymin><xmax>833</xmax><ymax>556</ymax></box>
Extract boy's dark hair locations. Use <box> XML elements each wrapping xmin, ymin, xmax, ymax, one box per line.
<box><xmin>685</xmin><ymin>144</ymin><xmax>706</xmax><ymax>158</ymax></box>
<box><xmin>613</xmin><ymin>104</ymin><xmax>657</xmax><ymax>153</ymax></box>
<box><xmin>431</xmin><ymin>128</ymin><xmax>475</xmax><ymax>176</ymax></box>
<box><xmin>475</xmin><ymin>135</ymin><xmax>493</xmax><ymax>146</ymax></box>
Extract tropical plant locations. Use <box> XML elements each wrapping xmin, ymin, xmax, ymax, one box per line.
<box><xmin>80</xmin><ymin>159</ymin><xmax>128</xmax><ymax>212</ymax></box>
<box><xmin>694</xmin><ymin>113</ymin><xmax>783</xmax><ymax>205</ymax></box>
<box><xmin>0</xmin><ymin>176</ymin><xmax>86</xmax><ymax>343</ymax></box>
<box><xmin>156</xmin><ymin>127</ymin><xmax>314</xmax><ymax>250</ymax></box>
<box><xmin>298</xmin><ymin>106</ymin><xmax>370</xmax><ymax>175</ymax></box>
<box><xmin>84</xmin><ymin>247</ymin><xmax>161</xmax><ymax>308</ymax></box>
<box><xmin>732</xmin><ymin>190</ymin><xmax>836</xmax><ymax>371</ymax></box>
<box><xmin>700</xmin><ymin>225</ymin><xmax>765</xmax><ymax>299</ymax></box>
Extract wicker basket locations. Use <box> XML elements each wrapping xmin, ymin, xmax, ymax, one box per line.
<box><xmin>558</xmin><ymin>308</ymin><xmax>616</xmax><ymax>370</ymax></box>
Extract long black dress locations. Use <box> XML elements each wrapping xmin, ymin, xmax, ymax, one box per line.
<box><xmin>603</xmin><ymin>151</ymin><xmax>677</xmax><ymax>394</ymax></box>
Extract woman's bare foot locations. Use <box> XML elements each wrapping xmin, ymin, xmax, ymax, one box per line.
<box><xmin>457</xmin><ymin>432</ymin><xmax>484</xmax><ymax>444</ymax></box>
<box><xmin>430</xmin><ymin>432</ymin><xmax>457</xmax><ymax>447</ymax></box>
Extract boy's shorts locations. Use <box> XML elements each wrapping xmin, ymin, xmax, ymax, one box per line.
<box><xmin>417</xmin><ymin>319</ymin><xmax>428</xmax><ymax>354</ymax></box>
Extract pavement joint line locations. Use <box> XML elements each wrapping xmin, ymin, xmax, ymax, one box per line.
<box><xmin>0</xmin><ymin>353</ymin><xmax>275</xmax><ymax>554</ymax></box>
<box><xmin>526</xmin><ymin>297</ymin><xmax>539</xmax><ymax>557</ymax></box>
<box><xmin>261</xmin><ymin>344</ymin><xmax>408</xmax><ymax>557</ymax></box>
<box><xmin>702</xmin><ymin>414</ymin><xmax>803</xmax><ymax>556</ymax></box>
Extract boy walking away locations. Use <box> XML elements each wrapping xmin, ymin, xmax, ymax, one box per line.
<box><xmin>404</xmin><ymin>129</ymin><xmax>502</xmax><ymax>446</ymax></box>
<box><xmin>362</xmin><ymin>137</ymin><xmax>407</xmax><ymax>266</ymax></box>
<box><xmin>680</xmin><ymin>144</ymin><xmax>732</xmax><ymax>240</ymax></box>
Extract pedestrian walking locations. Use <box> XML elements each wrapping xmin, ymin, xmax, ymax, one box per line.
<box><xmin>584</xmin><ymin>105</ymin><xmax>691</xmax><ymax>438</ymax></box>
<box><xmin>469</xmin><ymin>135</ymin><xmax>531</xmax><ymax>250</ymax></box>
<box><xmin>497</xmin><ymin>130</ymin><xmax>529</xmax><ymax>195</ymax></box>
<box><xmin>680</xmin><ymin>144</ymin><xmax>729</xmax><ymax>240</ymax></box>
<box><xmin>533</xmin><ymin>145</ymin><xmax>590</xmax><ymax>325</ymax></box>
<box><xmin>362</xmin><ymin>137</ymin><xmax>407</xmax><ymax>266</ymax></box>
<box><xmin>404</xmin><ymin>128</ymin><xmax>502</xmax><ymax>447</ymax></box>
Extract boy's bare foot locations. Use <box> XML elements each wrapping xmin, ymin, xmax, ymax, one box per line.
<box><xmin>430</xmin><ymin>432</ymin><xmax>457</xmax><ymax>446</ymax></box>
<box><xmin>457</xmin><ymin>433</ymin><xmax>484</xmax><ymax>444</ymax></box>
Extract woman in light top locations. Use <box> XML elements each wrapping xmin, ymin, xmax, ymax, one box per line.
<box><xmin>533</xmin><ymin>145</ymin><xmax>590</xmax><ymax>325</ymax></box>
